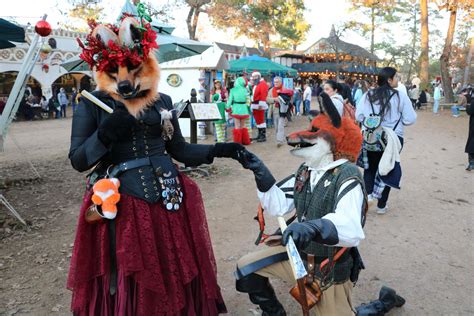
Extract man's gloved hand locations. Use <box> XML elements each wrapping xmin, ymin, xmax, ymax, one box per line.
<box><xmin>238</xmin><ymin>150</ymin><xmax>276</xmax><ymax>192</ymax></box>
<box><xmin>98</xmin><ymin>108</ymin><xmax>137</xmax><ymax>145</ymax></box>
<box><xmin>282</xmin><ymin>219</ymin><xmax>339</xmax><ymax>249</ymax></box>
<box><xmin>211</xmin><ymin>142</ymin><xmax>245</xmax><ymax>160</ymax></box>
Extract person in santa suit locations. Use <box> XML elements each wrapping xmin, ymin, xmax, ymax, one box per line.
<box><xmin>251</xmin><ymin>71</ymin><xmax>269</xmax><ymax>142</ymax></box>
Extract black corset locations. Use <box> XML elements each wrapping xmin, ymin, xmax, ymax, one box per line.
<box><xmin>109</xmin><ymin>105</ymin><xmax>167</xmax><ymax>164</ymax></box>
<box><xmin>69</xmin><ymin>91</ymin><xmax>215</xmax><ymax>204</ymax></box>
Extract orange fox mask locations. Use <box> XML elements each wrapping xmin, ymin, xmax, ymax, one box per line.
<box><xmin>79</xmin><ymin>17</ymin><xmax>160</xmax><ymax>117</ymax></box>
<box><xmin>287</xmin><ymin>93</ymin><xmax>362</xmax><ymax>163</ymax></box>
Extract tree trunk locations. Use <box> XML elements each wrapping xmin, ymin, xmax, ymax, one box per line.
<box><xmin>407</xmin><ymin>7</ymin><xmax>417</xmax><ymax>85</ymax></box>
<box><xmin>190</xmin><ymin>7</ymin><xmax>201</xmax><ymax>40</ymax></box>
<box><xmin>262</xmin><ymin>32</ymin><xmax>271</xmax><ymax>57</ymax></box>
<box><xmin>440</xmin><ymin>6</ymin><xmax>457</xmax><ymax>103</ymax></box>
<box><xmin>419</xmin><ymin>0</ymin><xmax>429</xmax><ymax>88</ymax></box>
<box><xmin>186</xmin><ymin>7</ymin><xmax>195</xmax><ymax>39</ymax></box>
<box><xmin>462</xmin><ymin>37</ymin><xmax>473</xmax><ymax>86</ymax></box>
<box><xmin>370</xmin><ymin>6</ymin><xmax>375</xmax><ymax>55</ymax></box>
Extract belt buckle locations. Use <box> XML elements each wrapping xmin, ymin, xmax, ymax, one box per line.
<box><xmin>155</xmin><ymin>166</ymin><xmax>162</xmax><ymax>176</ymax></box>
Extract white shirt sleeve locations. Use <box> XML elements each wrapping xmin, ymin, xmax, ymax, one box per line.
<box><xmin>355</xmin><ymin>92</ymin><xmax>369</xmax><ymax>123</ymax></box>
<box><xmin>399</xmin><ymin>92</ymin><xmax>417</xmax><ymax>126</ymax></box>
<box><xmin>257</xmin><ymin>176</ymin><xmax>295</xmax><ymax>217</ymax></box>
<box><xmin>322</xmin><ymin>180</ymin><xmax>365</xmax><ymax>247</ymax></box>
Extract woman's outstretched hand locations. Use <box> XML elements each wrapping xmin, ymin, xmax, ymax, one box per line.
<box><xmin>236</xmin><ymin>150</ymin><xmax>276</xmax><ymax>192</ymax></box>
<box><xmin>211</xmin><ymin>142</ymin><xmax>245</xmax><ymax>160</ymax></box>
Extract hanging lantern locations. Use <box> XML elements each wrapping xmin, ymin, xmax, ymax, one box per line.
<box><xmin>40</xmin><ymin>43</ymin><xmax>52</xmax><ymax>54</ymax></box>
<box><xmin>39</xmin><ymin>43</ymin><xmax>52</xmax><ymax>60</ymax></box>
<box><xmin>35</xmin><ymin>20</ymin><xmax>52</xmax><ymax>37</ymax></box>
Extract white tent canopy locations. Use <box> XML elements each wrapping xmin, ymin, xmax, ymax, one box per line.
<box><xmin>160</xmin><ymin>44</ymin><xmax>229</xmax><ymax>70</ymax></box>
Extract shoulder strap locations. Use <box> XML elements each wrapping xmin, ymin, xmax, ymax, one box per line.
<box><xmin>334</xmin><ymin>178</ymin><xmax>361</xmax><ymax>208</ymax></box>
<box><xmin>367</xmin><ymin>91</ymin><xmax>377</xmax><ymax>115</ymax></box>
<box><xmin>369</xmin><ymin>90</ymin><xmax>397</xmax><ymax>117</ymax></box>
<box><xmin>393</xmin><ymin>115</ymin><xmax>402</xmax><ymax>131</ymax></box>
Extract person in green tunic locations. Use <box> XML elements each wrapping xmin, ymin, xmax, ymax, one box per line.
<box><xmin>227</xmin><ymin>77</ymin><xmax>251</xmax><ymax>145</ymax></box>
<box><xmin>212</xmin><ymin>92</ymin><xmax>227</xmax><ymax>142</ymax></box>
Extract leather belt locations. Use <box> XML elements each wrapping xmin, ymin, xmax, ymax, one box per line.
<box><xmin>108</xmin><ymin>157</ymin><xmax>152</xmax><ymax>178</ymax></box>
<box><xmin>300</xmin><ymin>250</ymin><xmax>350</xmax><ymax>265</ymax></box>
<box><xmin>234</xmin><ymin>252</ymin><xmax>288</xmax><ymax>280</ymax></box>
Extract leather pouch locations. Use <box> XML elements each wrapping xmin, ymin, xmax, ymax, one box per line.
<box><xmin>289</xmin><ymin>279</ymin><xmax>321</xmax><ymax>309</ymax></box>
<box><xmin>289</xmin><ymin>254</ymin><xmax>321</xmax><ymax>309</ymax></box>
<box><xmin>85</xmin><ymin>204</ymin><xmax>105</xmax><ymax>223</ymax></box>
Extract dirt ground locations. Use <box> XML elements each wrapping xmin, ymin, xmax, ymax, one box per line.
<box><xmin>0</xmin><ymin>107</ymin><xmax>473</xmax><ymax>315</ymax></box>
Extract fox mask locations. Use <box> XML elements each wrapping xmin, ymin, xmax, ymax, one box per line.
<box><xmin>287</xmin><ymin>93</ymin><xmax>362</xmax><ymax>164</ymax></box>
<box><xmin>86</xmin><ymin>17</ymin><xmax>160</xmax><ymax>117</ymax></box>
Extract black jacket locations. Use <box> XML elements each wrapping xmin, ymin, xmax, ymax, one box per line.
<box><xmin>69</xmin><ymin>91</ymin><xmax>214</xmax><ymax>202</ymax></box>
<box><xmin>338</xmin><ymin>82</ymin><xmax>354</xmax><ymax>106</ymax></box>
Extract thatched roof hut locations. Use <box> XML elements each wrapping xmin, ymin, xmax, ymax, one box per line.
<box><xmin>293</xmin><ymin>26</ymin><xmax>380</xmax><ymax>79</ymax></box>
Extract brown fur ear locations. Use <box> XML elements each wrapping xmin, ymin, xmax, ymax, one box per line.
<box><xmin>92</xmin><ymin>25</ymin><xmax>119</xmax><ymax>46</ymax></box>
<box><xmin>118</xmin><ymin>17</ymin><xmax>140</xmax><ymax>46</ymax></box>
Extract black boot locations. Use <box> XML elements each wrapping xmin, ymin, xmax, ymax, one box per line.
<box><xmin>467</xmin><ymin>154</ymin><xmax>474</xmax><ymax>171</ymax></box>
<box><xmin>253</xmin><ymin>128</ymin><xmax>262</xmax><ymax>141</ymax></box>
<box><xmin>257</xmin><ymin>128</ymin><xmax>267</xmax><ymax>142</ymax></box>
<box><xmin>356</xmin><ymin>286</ymin><xmax>405</xmax><ymax>316</ymax></box>
<box><xmin>236</xmin><ymin>273</ymin><xmax>286</xmax><ymax>316</ymax></box>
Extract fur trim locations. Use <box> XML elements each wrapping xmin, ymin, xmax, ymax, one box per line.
<box><xmin>160</xmin><ymin>108</ymin><xmax>174</xmax><ymax>140</ymax></box>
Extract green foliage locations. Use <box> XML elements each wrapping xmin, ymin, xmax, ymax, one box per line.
<box><xmin>58</xmin><ymin>0</ymin><xmax>104</xmax><ymax>31</ymax></box>
<box><xmin>428</xmin><ymin>59</ymin><xmax>441</xmax><ymax>80</ymax></box>
<box><xmin>208</xmin><ymin>0</ymin><xmax>309</xmax><ymax>52</ymax></box>
<box><xmin>273</xmin><ymin>0</ymin><xmax>310</xmax><ymax>49</ymax></box>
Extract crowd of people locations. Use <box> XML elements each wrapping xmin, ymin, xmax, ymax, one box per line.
<box><xmin>211</xmin><ymin>70</ymin><xmax>472</xmax><ymax>212</ymax></box>
<box><xmin>54</xmin><ymin>12</ymin><xmax>474</xmax><ymax>314</ymax></box>
<box><xmin>13</xmin><ymin>87</ymin><xmax>79</xmax><ymax>121</ymax></box>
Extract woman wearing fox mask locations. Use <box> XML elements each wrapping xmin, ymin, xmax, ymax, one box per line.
<box><xmin>67</xmin><ymin>16</ymin><xmax>243</xmax><ymax>315</ymax></box>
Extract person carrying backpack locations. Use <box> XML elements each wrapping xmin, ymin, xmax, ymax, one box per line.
<box><xmin>356</xmin><ymin>67</ymin><xmax>417</xmax><ymax>215</ymax></box>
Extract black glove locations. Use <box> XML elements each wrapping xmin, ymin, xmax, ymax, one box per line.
<box><xmin>238</xmin><ymin>150</ymin><xmax>276</xmax><ymax>192</ymax></box>
<box><xmin>98</xmin><ymin>108</ymin><xmax>137</xmax><ymax>145</ymax></box>
<box><xmin>282</xmin><ymin>219</ymin><xmax>339</xmax><ymax>249</ymax></box>
<box><xmin>210</xmin><ymin>142</ymin><xmax>245</xmax><ymax>160</ymax></box>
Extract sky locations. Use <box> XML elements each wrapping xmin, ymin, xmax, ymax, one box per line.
<box><xmin>1</xmin><ymin>0</ymin><xmax>451</xmax><ymax>56</ymax></box>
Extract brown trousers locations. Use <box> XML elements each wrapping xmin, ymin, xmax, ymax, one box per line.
<box><xmin>238</xmin><ymin>245</ymin><xmax>355</xmax><ymax>316</ymax></box>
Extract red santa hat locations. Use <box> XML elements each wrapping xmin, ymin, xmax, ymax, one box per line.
<box><xmin>251</xmin><ymin>71</ymin><xmax>262</xmax><ymax>77</ymax></box>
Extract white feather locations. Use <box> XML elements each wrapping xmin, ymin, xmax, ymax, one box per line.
<box><xmin>160</xmin><ymin>109</ymin><xmax>174</xmax><ymax>122</ymax></box>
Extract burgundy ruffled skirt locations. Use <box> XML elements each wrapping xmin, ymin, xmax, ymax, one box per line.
<box><xmin>67</xmin><ymin>174</ymin><xmax>227</xmax><ymax>315</ymax></box>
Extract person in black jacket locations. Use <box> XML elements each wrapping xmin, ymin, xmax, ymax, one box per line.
<box><xmin>418</xmin><ymin>89</ymin><xmax>428</xmax><ymax>110</ymax></box>
<box><xmin>337</xmin><ymin>75</ymin><xmax>355</xmax><ymax>106</ymax></box>
<box><xmin>67</xmin><ymin>17</ymin><xmax>242</xmax><ymax>315</ymax></box>
<box><xmin>466</xmin><ymin>90</ymin><xmax>474</xmax><ymax>171</ymax></box>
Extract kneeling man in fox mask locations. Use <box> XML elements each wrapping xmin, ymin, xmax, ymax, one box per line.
<box><xmin>235</xmin><ymin>93</ymin><xmax>367</xmax><ymax>315</ymax></box>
